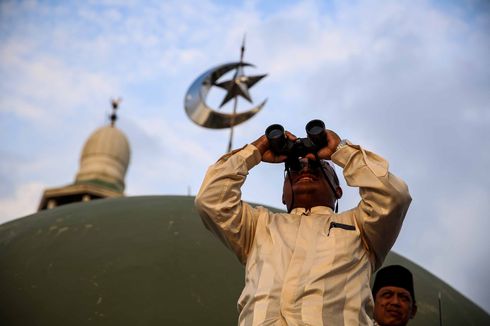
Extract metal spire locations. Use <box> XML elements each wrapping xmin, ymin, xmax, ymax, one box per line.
<box><xmin>240</xmin><ymin>33</ymin><xmax>246</xmax><ymax>61</ymax></box>
<box><xmin>227</xmin><ymin>36</ymin><xmax>245</xmax><ymax>152</ymax></box>
<box><xmin>223</xmin><ymin>35</ymin><xmax>268</xmax><ymax>152</ymax></box>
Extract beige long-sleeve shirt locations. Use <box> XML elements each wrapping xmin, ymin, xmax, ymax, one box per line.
<box><xmin>195</xmin><ymin>142</ymin><xmax>411</xmax><ymax>326</ymax></box>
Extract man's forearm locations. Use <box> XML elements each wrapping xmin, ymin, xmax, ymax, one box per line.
<box><xmin>332</xmin><ymin>141</ymin><xmax>412</xmax><ymax>268</ymax></box>
<box><xmin>194</xmin><ymin>144</ymin><xmax>262</xmax><ymax>262</ymax></box>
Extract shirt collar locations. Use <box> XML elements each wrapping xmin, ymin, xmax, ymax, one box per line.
<box><xmin>290</xmin><ymin>206</ymin><xmax>334</xmax><ymax>216</ymax></box>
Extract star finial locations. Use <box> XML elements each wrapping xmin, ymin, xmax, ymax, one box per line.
<box><xmin>214</xmin><ymin>35</ymin><xmax>267</xmax><ymax>108</ymax></box>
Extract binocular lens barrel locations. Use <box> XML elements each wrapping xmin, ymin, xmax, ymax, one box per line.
<box><xmin>265</xmin><ymin>124</ymin><xmax>285</xmax><ymax>140</ymax></box>
<box><xmin>305</xmin><ymin>119</ymin><xmax>325</xmax><ymax>136</ymax></box>
<box><xmin>305</xmin><ymin>119</ymin><xmax>327</xmax><ymax>148</ymax></box>
<box><xmin>308</xmin><ymin>125</ymin><xmax>324</xmax><ymax>135</ymax></box>
<box><xmin>265</xmin><ymin>124</ymin><xmax>286</xmax><ymax>154</ymax></box>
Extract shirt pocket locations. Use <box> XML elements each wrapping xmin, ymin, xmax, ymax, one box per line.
<box><xmin>327</xmin><ymin>221</ymin><xmax>356</xmax><ymax>237</ymax></box>
<box><xmin>323</xmin><ymin>219</ymin><xmax>365</xmax><ymax>267</ymax></box>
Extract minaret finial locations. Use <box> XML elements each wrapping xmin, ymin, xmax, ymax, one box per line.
<box><xmin>110</xmin><ymin>98</ymin><xmax>122</xmax><ymax>127</ymax></box>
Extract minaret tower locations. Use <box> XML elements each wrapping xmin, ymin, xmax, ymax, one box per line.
<box><xmin>38</xmin><ymin>99</ymin><xmax>131</xmax><ymax>211</ymax></box>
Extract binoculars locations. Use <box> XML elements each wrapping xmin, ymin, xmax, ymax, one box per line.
<box><xmin>265</xmin><ymin>119</ymin><xmax>327</xmax><ymax>158</ymax></box>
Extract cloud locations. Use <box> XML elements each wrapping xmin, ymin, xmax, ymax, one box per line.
<box><xmin>0</xmin><ymin>41</ymin><xmax>119</xmax><ymax>129</ymax></box>
<box><xmin>123</xmin><ymin>113</ymin><xmax>220</xmax><ymax>196</ymax></box>
<box><xmin>407</xmin><ymin>187</ymin><xmax>490</xmax><ymax>309</ymax></box>
<box><xmin>0</xmin><ymin>181</ymin><xmax>44</xmax><ymax>225</ymax></box>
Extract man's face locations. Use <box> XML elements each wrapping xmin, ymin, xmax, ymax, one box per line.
<box><xmin>282</xmin><ymin>158</ymin><xmax>340</xmax><ymax>211</ymax></box>
<box><xmin>374</xmin><ymin>286</ymin><xmax>417</xmax><ymax>326</ymax></box>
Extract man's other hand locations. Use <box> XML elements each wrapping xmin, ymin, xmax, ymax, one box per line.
<box><xmin>306</xmin><ymin>129</ymin><xmax>341</xmax><ymax>161</ymax></box>
<box><xmin>251</xmin><ymin>132</ymin><xmax>296</xmax><ymax>163</ymax></box>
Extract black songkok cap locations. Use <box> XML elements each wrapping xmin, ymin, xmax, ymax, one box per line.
<box><xmin>373</xmin><ymin>265</ymin><xmax>416</xmax><ymax>302</ymax></box>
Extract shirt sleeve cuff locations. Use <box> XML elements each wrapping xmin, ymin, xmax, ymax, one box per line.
<box><xmin>238</xmin><ymin>144</ymin><xmax>263</xmax><ymax>169</ymax></box>
<box><xmin>331</xmin><ymin>140</ymin><xmax>358</xmax><ymax>168</ymax></box>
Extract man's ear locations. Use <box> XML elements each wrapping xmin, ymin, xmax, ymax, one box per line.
<box><xmin>410</xmin><ymin>303</ymin><xmax>418</xmax><ymax>319</ymax></box>
<box><xmin>335</xmin><ymin>186</ymin><xmax>343</xmax><ymax>199</ymax></box>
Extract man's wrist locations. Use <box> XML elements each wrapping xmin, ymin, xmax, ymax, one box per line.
<box><xmin>251</xmin><ymin>136</ymin><xmax>268</xmax><ymax>156</ymax></box>
<box><xmin>335</xmin><ymin>139</ymin><xmax>349</xmax><ymax>152</ymax></box>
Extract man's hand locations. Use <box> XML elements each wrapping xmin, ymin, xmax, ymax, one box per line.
<box><xmin>304</xmin><ymin>129</ymin><xmax>341</xmax><ymax>161</ymax></box>
<box><xmin>251</xmin><ymin>132</ymin><xmax>296</xmax><ymax>163</ymax></box>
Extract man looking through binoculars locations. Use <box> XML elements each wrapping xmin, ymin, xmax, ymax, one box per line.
<box><xmin>195</xmin><ymin>121</ymin><xmax>411</xmax><ymax>325</ymax></box>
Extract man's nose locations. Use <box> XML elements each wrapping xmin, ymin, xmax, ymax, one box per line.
<box><xmin>298</xmin><ymin>158</ymin><xmax>311</xmax><ymax>171</ymax></box>
<box><xmin>390</xmin><ymin>294</ymin><xmax>402</xmax><ymax>306</ymax></box>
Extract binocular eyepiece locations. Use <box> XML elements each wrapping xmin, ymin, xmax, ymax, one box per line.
<box><xmin>265</xmin><ymin>119</ymin><xmax>327</xmax><ymax>158</ymax></box>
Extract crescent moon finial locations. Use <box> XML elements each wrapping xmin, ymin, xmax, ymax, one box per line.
<box><xmin>184</xmin><ymin>62</ymin><xmax>267</xmax><ymax>129</ymax></box>
<box><xmin>184</xmin><ymin>39</ymin><xmax>267</xmax><ymax>151</ymax></box>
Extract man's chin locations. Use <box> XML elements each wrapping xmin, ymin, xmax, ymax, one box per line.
<box><xmin>379</xmin><ymin>314</ymin><xmax>405</xmax><ymax>326</ymax></box>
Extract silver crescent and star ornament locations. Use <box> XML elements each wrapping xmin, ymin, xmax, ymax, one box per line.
<box><xmin>184</xmin><ymin>62</ymin><xmax>267</xmax><ymax>129</ymax></box>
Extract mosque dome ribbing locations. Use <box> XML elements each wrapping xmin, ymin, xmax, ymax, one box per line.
<box><xmin>75</xmin><ymin>125</ymin><xmax>130</xmax><ymax>193</ymax></box>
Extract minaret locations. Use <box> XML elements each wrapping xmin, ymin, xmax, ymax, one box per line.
<box><xmin>38</xmin><ymin>99</ymin><xmax>131</xmax><ymax>211</ymax></box>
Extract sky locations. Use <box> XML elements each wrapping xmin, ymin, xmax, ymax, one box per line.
<box><xmin>1</xmin><ymin>0</ymin><xmax>489</xmax><ymax>314</ymax></box>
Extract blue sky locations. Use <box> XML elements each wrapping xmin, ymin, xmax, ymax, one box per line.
<box><xmin>1</xmin><ymin>0</ymin><xmax>489</xmax><ymax>314</ymax></box>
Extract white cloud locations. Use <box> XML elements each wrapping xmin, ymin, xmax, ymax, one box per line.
<box><xmin>0</xmin><ymin>182</ymin><xmax>44</xmax><ymax>225</ymax></box>
<box><xmin>0</xmin><ymin>37</ymin><xmax>119</xmax><ymax>128</ymax></box>
<box><xmin>407</xmin><ymin>188</ymin><xmax>490</xmax><ymax>308</ymax></box>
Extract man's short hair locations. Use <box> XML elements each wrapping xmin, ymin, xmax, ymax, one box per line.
<box><xmin>373</xmin><ymin>265</ymin><xmax>416</xmax><ymax>302</ymax></box>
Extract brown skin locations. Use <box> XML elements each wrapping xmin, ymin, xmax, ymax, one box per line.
<box><xmin>251</xmin><ymin>129</ymin><xmax>342</xmax><ymax>211</ymax></box>
<box><xmin>374</xmin><ymin>286</ymin><xmax>417</xmax><ymax>326</ymax></box>
<box><xmin>281</xmin><ymin>157</ymin><xmax>343</xmax><ymax>212</ymax></box>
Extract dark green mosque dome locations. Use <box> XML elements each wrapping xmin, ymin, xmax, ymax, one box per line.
<box><xmin>0</xmin><ymin>196</ymin><xmax>488</xmax><ymax>325</ymax></box>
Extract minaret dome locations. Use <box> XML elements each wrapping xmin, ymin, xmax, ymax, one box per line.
<box><xmin>75</xmin><ymin>124</ymin><xmax>130</xmax><ymax>192</ymax></box>
<box><xmin>38</xmin><ymin>98</ymin><xmax>131</xmax><ymax>211</ymax></box>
